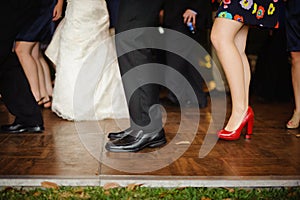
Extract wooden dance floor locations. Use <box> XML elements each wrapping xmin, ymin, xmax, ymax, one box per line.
<box><xmin>0</xmin><ymin>94</ymin><xmax>299</xmax><ymax>188</ymax></box>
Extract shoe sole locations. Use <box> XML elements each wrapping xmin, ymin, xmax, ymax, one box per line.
<box><xmin>286</xmin><ymin>125</ymin><xmax>299</xmax><ymax>129</ymax></box>
<box><xmin>27</xmin><ymin>127</ymin><xmax>44</xmax><ymax>133</ymax></box>
<box><xmin>1</xmin><ymin>129</ymin><xmax>27</xmax><ymax>134</ymax></box>
<box><xmin>1</xmin><ymin>128</ymin><xmax>44</xmax><ymax>134</ymax></box>
<box><xmin>148</xmin><ymin>138</ymin><xmax>167</xmax><ymax>148</ymax></box>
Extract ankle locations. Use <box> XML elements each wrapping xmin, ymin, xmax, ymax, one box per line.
<box><xmin>231</xmin><ymin>106</ymin><xmax>248</xmax><ymax>117</ymax></box>
<box><xmin>293</xmin><ymin>109</ymin><xmax>300</xmax><ymax>115</ymax></box>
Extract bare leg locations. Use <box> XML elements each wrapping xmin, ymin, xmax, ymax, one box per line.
<box><xmin>15</xmin><ymin>41</ymin><xmax>41</xmax><ymax>102</ymax></box>
<box><xmin>287</xmin><ymin>51</ymin><xmax>300</xmax><ymax>128</ymax></box>
<box><xmin>211</xmin><ymin>18</ymin><xmax>250</xmax><ymax>131</ymax></box>
<box><xmin>234</xmin><ymin>25</ymin><xmax>250</xmax><ymax>107</ymax></box>
<box><xmin>32</xmin><ymin>43</ymin><xmax>52</xmax><ymax>108</ymax></box>
<box><xmin>291</xmin><ymin>52</ymin><xmax>300</xmax><ymax>113</ymax></box>
<box><xmin>39</xmin><ymin>50</ymin><xmax>53</xmax><ymax>97</ymax></box>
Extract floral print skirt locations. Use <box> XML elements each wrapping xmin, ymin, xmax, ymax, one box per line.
<box><xmin>215</xmin><ymin>0</ymin><xmax>282</xmax><ymax>28</ymax></box>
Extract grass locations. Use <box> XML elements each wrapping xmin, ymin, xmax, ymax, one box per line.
<box><xmin>1</xmin><ymin>186</ymin><xmax>300</xmax><ymax>200</ymax></box>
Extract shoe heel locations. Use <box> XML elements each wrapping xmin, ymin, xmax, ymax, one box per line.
<box><xmin>245</xmin><ymin>117</ymin><xmax>254</xmax><ymax>139</ymax></box>
<box><xmin>245</xmin><ymin>134</ymin><xmax>251</xmax><ymax>139</ymax></box>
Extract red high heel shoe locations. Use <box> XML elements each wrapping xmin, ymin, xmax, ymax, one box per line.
<box><xmin>218</xmin><ymin>106</ymin><xmax>254</xmax><ymax>140</ymax></box>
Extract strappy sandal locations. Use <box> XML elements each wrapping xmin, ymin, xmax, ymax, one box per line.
<box><xmin>42</xmin><ymin>96</ymin><xmax>52</xmax><ymax>109</ymax></box>
<box><xmin>286</xmin><ymin>110</ymin><xmax>300</xmax><ymax>129</ymax></box>
<box><xmin>37</xmin><ymin>97</ymin><xmax>45</xmax><ymax>106</ymax></box>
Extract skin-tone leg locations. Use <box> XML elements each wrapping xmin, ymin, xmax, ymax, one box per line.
<box><xmin>287</xmin><ymin>51</ymin><xmax>300</xmax><ymax>128</ymax></box>
<box><xmin>15</xmin><ymin>41</ymin><xmax>41</xmax><ymax>102</ymax></box>
<box><xmin>235</xmin><ymin>25</ymin><xmax>250</xmax><ymax>108</ymax></box>
<box><xmin>39</xmin><ymin>50</ymin><xmax>53</xmax><ymax>98</ymax></box>
<box><xmin>291</xmin><ymin>52</ymin><xmax>300</xmax><ymax>113</ymax></box>
<box><xmin>211</xmin><ymin>18</ymin><xmax>250</xmax><ymax>131</ymax></box>
<box><xmin>32</xmin><ymin>43</ymin><xmax>52</xmax><ymax>108</ymax></box>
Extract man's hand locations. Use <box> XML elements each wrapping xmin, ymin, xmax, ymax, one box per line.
<box><xmin>183</xmin><ymin>9</ymin><xmax>197</xmax><ymax>27</ymax></box>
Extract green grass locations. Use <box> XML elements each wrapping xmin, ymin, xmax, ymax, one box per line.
<box><xmin>1</xmin><ymin>186</ymin><xmax>300</xmax><ymax>200</ymax></box>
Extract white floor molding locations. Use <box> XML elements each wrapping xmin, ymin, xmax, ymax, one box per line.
<box><xmin>0</xmin><ymin>175</ymin><xmax>299</xmax><ymax>188</ymax></box>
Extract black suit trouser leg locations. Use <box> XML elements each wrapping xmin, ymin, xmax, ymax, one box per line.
<box><xmin>115</xmin><ymin>0</ymin><xmax>164</xmax><ymax>131</ymax></box>
<box><xmin>0</xmin><ymin>41</ymin><xmax>43</xmax><ymax>126</ymax></box>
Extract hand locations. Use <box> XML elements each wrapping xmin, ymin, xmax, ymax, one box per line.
<box><xmin>183</xmin><ymin>9</ymin><xmax>197</xmax><ymax>27</ymax></box>
<box><xmin>159</xmin><ymin>10</ymin><xmax>164</xmax><ymax>26</ymax></box>
<box><xmin>52</xmin><ymin>1</ymin><xmax>64</xmax><ymax>21</ymax></box>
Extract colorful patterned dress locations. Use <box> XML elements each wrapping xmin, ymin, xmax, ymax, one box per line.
<box><xmin>216</xmin><ymin>0</ymin><xmax>282</xmax><ymax>28</ymax></box>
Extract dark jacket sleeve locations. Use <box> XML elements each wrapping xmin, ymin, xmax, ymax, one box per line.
<box><xmin>189</xmin><ymin>0</ymin><xmax>213</xmax><ymax>29</ymax></box>
<box><xmin>163</xmin><ymin>0</ymin><xmax>212</xmax><ymax>29</ymax></box>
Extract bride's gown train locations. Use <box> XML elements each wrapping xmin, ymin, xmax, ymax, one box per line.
<box><xmin>45</xmin><ymin>0</ymin><xmax>129</xmax><ymax>121</ymax></box>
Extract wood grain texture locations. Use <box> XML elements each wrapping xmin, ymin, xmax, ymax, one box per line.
<box><xmin>0</xmin><ymin>95</ymin><xmax>299</xmax><ymax>178</ymax></box>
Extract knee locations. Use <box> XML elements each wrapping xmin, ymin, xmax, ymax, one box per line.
<box><xmin>14</xmin><ymin>43</ymin><xmax>34</xmax><ymax>58</ymax></box>
<box><xmin>210</xmin><ymin>29</ymin><xmax>222</xmax><ymax>52</ymax></box>
<box><xmin>14</xmin><ymin>45</ymin><xmax>26</xmax><ymax>57</ymax></box>
<box><xmin>291</xmin><ymin>52</ymin><xmax>300</xmax><ymax>67</ymax></box>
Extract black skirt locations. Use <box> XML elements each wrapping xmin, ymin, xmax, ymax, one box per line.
<box><xmin>285</xmin><ymin>0</ymin><xmax>300</xmax><ymax>52</ymax></box>
<box><xmin>16</xmin><ymin>0</ymin><xmax>56</xmax><ymax>42</ymax></box>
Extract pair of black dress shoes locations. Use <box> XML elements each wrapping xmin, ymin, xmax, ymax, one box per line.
<box><xmin>105</xmin><ymin>128</ymin><xmax>167</xmax><ymax>152</ymax></box>
<box><xmin>0</xmin><ymin>123</ymin><xmax>44</xmax><ymax>134</ymax></box>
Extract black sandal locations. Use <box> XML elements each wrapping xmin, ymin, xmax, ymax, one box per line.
<box><xmin>42</xmin><ymin>96</ymin><xmax>52</xmax><ymax>109</ymax></box>
<box><xmin>36</xmin><ymin>97</ymin><xmax>45</xmax><ymax>106</ymax></box>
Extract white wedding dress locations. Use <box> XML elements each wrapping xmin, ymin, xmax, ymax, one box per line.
<box><xmin>45</xmin><ymin>0</ymin><xmax>129</xmax><ymax>121</ymax></box>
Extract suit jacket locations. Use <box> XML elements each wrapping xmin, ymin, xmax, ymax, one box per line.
<box><xmin>116</xmin><ymin>0</ymin><xmax>165</xmax><ymax>32</ymax></box>
<box><xmin>163</xmin><ymin>0</ymin><xmax>212</xmax><ymax>30</ymax></box>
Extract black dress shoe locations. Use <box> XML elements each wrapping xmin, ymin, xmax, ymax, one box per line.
<box><xmin>107</xmin><ymin>128</ymin><xmax>132</xmax><ymax>140</ymax></box>
<box><xmin>105</xmin><ymin>129</ymin><xmax>167</xmax><ymax>152</ymax></box>
<box><xmin>0</xmin><ymin>123</ymin><xmax>44</xmax><ymax>133</ymax></box>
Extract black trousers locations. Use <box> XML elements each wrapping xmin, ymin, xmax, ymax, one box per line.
<box><xmin>0</xmin><ymin>2</ymin><xmax>43</xmax><ymax>126</ymax></box>
<box><xmin>115</xmin><ymin>0</ymin><xmax>164</xmax><ymax>131</ymax></box>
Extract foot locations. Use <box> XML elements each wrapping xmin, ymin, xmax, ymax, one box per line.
<box><xmin>105</xmin><ymin>129</ymin><xmax>167</xmax><ymax>152</ymax></box>
<box><xmin>36</xmin><ymin>97</ymin><xmax>45</xmax><ymax>106</ymax></box>
<box><xmin>42</xmin><ymin>96</ymin><xmax>52</xmax><ymax>109</ymax></box>
<box><xmin>0</xmin><ymin>123</ymin><xmax>44</xmax><ymax>133</ymax></box>
<box><xmin>224</xmin><ymin>107</ymin><xmax>249</xmax><ymax>132</ymax></box>
<box><xmin>218</xmin><ymin>107</ymin><xmax>254</xmax><ymax>140</ymax></box>
<box><xmin>286</xmin><ymin>110</ymin><xmax>300</xmax><ymax>129</ymax></box>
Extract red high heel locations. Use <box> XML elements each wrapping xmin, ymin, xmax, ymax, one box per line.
<box><xmin>218</xmin><ymin>106</ymin><xmax>254</xmax><ymax>140</ymax></box>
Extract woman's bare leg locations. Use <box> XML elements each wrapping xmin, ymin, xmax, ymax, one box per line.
<box><xmin>15</xmin><ymin>41</ymin><xmax>41</xmax><ymax>102</ymax></box>
<box><xmin>211</xmin><ymin>18</ymin><xmax>250</xmax><ymax>131</ymax></box>
<box><xmin>287</xmin><ymin>52</ymin><xmax>300</xmax><ymax>128</ymax></box>
<box><xmin>234</xmin><ymin>25</ymin><xmax>250</xmax><ymax>107</ymax></box>
<box><xmin>32</xmin><ymin>43</ymin><xmax>52</xmax><ymax>108</ymax></box>
<box><xmin>291</xmin><ymin>52</ymin><xmax>300</xmax><ymax>113</ymax></box>
<box><xmin>39</xmin><ymin>50</ymin><xmax>53</xmax><ymax>97</ymax></box>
